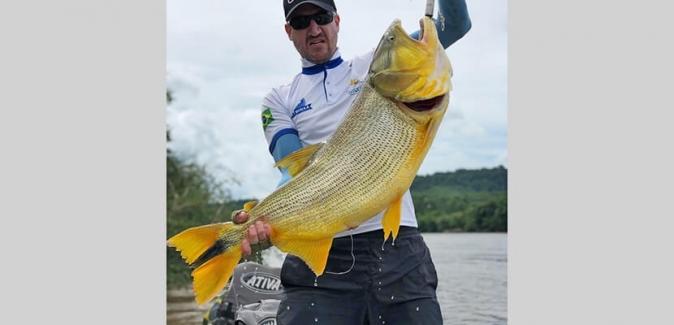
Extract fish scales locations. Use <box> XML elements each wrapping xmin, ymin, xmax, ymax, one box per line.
<box><xmin>245</xmin><ymin>83</ymin><xmax>423</xmax><ymax>237</ymax></box>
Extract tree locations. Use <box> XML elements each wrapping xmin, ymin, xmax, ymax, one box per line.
<box><xmin>166</xmin><ymin>90</ymin><xmax>239</xmax><ymax>288</ymax></box>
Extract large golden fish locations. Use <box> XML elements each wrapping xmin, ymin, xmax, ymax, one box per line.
<box><xmin>168</xmin><ymin>16</ymin><xmax>453</xmax><ymax>306</ymax></box>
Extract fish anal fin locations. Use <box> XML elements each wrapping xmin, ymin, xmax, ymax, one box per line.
<box><xmin>167</xmin><ymin>223</ymin><xmax>228</xmax><ymax>265</ymax></box>
<box><xmin>382</xmin><ymin>196</ymin><xmax>403</xmax><ymax>242</ymax></box>
<box><xmin>273</xmin><ymin>143</ymin><xmax>324</xmax><ymax>177</ymax></box>
<box><xmin>191</xmin><ymin>245</ymin><xmax>242</xmax><ymax>306</ymax></box>
<box><xmin>271</xmin><ymin>229</ymin><xmax>333</xmax><ymax>276</ymax></box>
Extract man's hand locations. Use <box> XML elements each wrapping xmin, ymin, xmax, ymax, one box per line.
<box><xmin>232</xmin><ymin>211</ymin><xmax>272</xmax><ymax>256</ymax></box>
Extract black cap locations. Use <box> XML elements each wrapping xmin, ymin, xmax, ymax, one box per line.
<box><xmin>283</xmin><ymin>0</ymin><xmax>337</xmax><ymax>21</ymax></box>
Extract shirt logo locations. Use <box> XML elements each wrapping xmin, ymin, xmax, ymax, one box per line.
<box><xmin>261</xmin><ymin>107</ymin><xmax>274</xmax><ymax>131</ymax></box>
<box><xmin>348</xmin><ymin>78</ymin><xmax>363</xmax><ymax>96</ymax></box>
<box><xmin>291</xmin><ymin>98</ymin><xmax>313</xmax><ymax>118</ymax></box>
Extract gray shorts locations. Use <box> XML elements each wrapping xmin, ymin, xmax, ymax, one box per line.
<box><xmin>276</xmin><ymin>227</ymin><xmax>442</xmax><ymax>325</ymax></box>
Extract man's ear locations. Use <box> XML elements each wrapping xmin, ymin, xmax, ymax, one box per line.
<box><xmin>285</xmin><ymin>24</ymin><xmax>292</xmax><ymax>40</ymax></box>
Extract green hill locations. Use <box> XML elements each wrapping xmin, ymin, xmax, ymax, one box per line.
<box><xmin>410</xmin><ymin>166</ymin><xmax>507</xmax><ymax>233</ymax></box>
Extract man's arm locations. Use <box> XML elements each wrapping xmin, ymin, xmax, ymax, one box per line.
<box><xmin>271</xmin><ymin>134</ymin><xmax>302</xmax><ymax>187</ymax></box>
<box><xmin>409</xmin><ymin>0</ymin><xmax>472</xmax><ymax>49</ymax></box>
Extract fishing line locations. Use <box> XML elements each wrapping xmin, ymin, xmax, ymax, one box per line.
<box><xmin>325</xmin><ymin>235</ymin><xmax>355</xmax><ymax>275</ymax></box>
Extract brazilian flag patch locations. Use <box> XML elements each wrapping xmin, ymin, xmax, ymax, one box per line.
<box><xmin>261</xmin><ymin>107</ymin><xmax>274</xmax><ymax>131</ymax></box>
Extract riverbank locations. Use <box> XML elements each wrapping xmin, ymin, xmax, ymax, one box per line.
<box><xmin>167</xmin><ymin>287</ymin><xmax>210</xmax><ymax>325</ymax></box>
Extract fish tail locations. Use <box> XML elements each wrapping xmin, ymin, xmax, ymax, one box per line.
<box><xmin>167</xmin><ymin>222</ymin><xmax>243</xmax><ymax>306</ymax></box>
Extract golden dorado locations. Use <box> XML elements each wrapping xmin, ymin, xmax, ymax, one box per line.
<box><xmin>168</xmin><ymin>16</ymin><xmax>453</xmax><ymax>306</ymax></box>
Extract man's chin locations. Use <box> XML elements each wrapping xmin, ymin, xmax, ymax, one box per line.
<box><xmin>306</xmin><ymin>51</ymin><xmax>332</xmax><ymax>65</ymax></box>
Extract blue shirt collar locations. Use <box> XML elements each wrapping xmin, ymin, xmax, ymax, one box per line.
<box><xmin>301</xmin><ymin>50</ymin><xmax>344</xmax><ymax>75</ymax></box>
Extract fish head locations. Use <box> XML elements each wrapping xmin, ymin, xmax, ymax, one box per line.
<box><xmin>368</xmin><ymin>16</ymin><xmax>453</xmax><ymax>163</ymax></box>
<box><xmin>369</xmin><ymin>16</ymin><xmax>452</xmax><ymax>116</ymax></box>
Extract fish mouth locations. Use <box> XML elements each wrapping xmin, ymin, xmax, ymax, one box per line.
<box><xmin>403</xmin><ymin>94</ymin><xmax>446</xmax><ymax>112</ymax></box>
<box><xmin>403</xmin><ymin>17</ymin><xmax>441</xmax><ymax>114</ymax></box>
<box><xmin>400</xmin><ymin>17</ymin><xmax>447</xmax><ymax>114</ymax></box>
<box><xmin>417</xmin><ymin>17</ymin><xmax>427</xmax><ymax>42</ymax></box>
<box><xmin>389</xmin><ymin>17</ymin><xmax>447</xmax><ymax>113</ymax></box>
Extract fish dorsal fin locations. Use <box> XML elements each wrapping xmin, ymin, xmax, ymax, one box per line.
<box><xmin>382</xmin><ymin>196</ymin><xmax>403</xmax><ymax>242</ymax></box>
<box><xmin>270</xmin><ymin>228</ymin><xmax>333</xmax><ymax>276</ymax></box>
<box><xmin>273</xmin><ymin>142</ymin><xmax>324</xmax><ymax>178</ymax></box>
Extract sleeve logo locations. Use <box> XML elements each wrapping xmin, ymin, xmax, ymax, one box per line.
<box><xmin>261</xmin><ymin>107</ymin><xmax>274</xmax><ymax>131</ymax></box>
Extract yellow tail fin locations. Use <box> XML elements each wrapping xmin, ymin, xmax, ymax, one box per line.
<box><xmin>191</xmin><ymin>244</ymin><xmax>242</xmax><ymax>306</ymax></box>
<box><xmin>167</xmin><ymin>223</ymin><xmax>226</xmax><ymax>264</ymax></box>
<box><xmin>167</xmin><ymin>222</ymin><xmax>243</xmax><ymax>306</ymax></box>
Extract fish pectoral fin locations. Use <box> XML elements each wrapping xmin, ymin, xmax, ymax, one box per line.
<box><xmin>274</xmin><ymin>142</ymin><xmax>324</xmax><ymax>177</ymax></box>
<box><xmin>271</xmin><ymin>230</ymin><xmax>333</xmax><ymax>276</ymax></box>
<box><xmin>191</xmin><ymin>245</ymin><xmax>242</xmax><ymax>306</ymax></box>
<box><xmin>382</xmin><ymin>196</ymin><xmax>403</xmax><ymax>242</ymax></box>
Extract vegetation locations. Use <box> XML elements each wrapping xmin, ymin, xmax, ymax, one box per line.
<box><xmin>411</xmin><ymin>166</ymin><xmax>507</xmax><ymax>233</ymax></box>
<box><xmin>166</xmin><ymin>91</ymin><xmax>255</xmax><ymax>289</ymax></box>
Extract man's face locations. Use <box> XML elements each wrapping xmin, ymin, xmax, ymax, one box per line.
<box><xmin>285</xmin><ymin>4</ymin><xmax>340</xmax><ymax>65</ymax></box>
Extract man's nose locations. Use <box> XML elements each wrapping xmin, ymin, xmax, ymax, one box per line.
<box><xmin>307</xmin><ymin>19</ymin><xmax>321</xmax><ymax>36</ymax></box>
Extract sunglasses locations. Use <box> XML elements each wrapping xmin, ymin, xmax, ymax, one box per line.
<box><xmin>288</xmin><ymin>11</ymin><xmax>335</xmax><ymax>30</ymax></box>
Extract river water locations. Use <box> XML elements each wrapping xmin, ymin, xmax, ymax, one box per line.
<box><xmin>167</xmin><ymin>233</ymin><xmax>507</xmax><ymax>325</ymax></box>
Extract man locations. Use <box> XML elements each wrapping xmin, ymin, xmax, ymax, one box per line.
<box><xmin>235</xmin><ymin>0</ymin><xmax>471</xmax><ymax>323</ymax></box>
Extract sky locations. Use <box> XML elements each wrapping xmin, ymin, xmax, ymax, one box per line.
<box><xmin>166</xmin><ymin>0</ymin><xmax>507</xmax><ymax>200</ymax></box>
